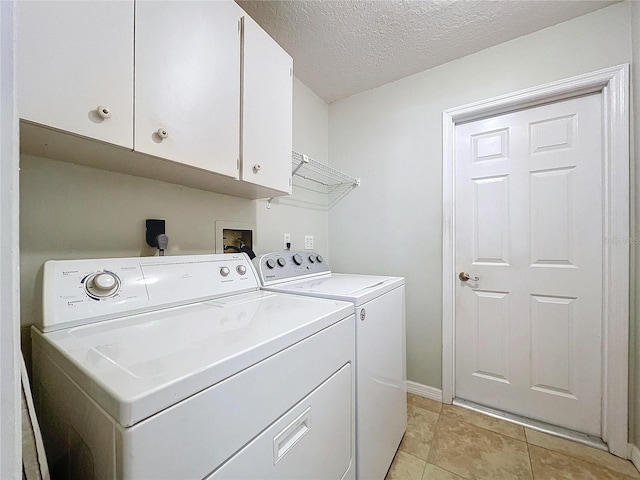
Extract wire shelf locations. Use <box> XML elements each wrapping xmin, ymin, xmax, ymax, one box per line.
<box><xmin>291</xmin><ymin>151</ymin><xmax>360</xmax><ymax>208</ymax></box>
<box><xmin>267</xmin><ymin>151</ymin><xmax>360</xmax><ymax>208</ymax></box>
<box><xmin>292</xmin><ymin>151</ymin><xmax>360</xmax><ymax>188</ymax></box>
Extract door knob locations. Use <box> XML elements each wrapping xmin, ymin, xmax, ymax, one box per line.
<box><xmin>459</xmin><ymin>272</ymin><xmax>479</xmax><ymax>282</ymax></box>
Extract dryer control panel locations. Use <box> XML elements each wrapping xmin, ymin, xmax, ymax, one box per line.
<box><xmin>40</xmin><ymin>253</ymin><xmax>259</xmax><ymax>332</ymax></box>
<box><xmin>253</xmin><ymin>251</ymin><xmax>331</xmax><ymax>285</ymax></box>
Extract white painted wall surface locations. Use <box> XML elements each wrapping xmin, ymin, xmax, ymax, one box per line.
<box><xmin>254</xmin><ymin>77</ymin><xmax>330</xmax><ymax>257</ymax></box>
<box><xmin>19</xmin><ymin>156</ymin><xmax>256</xmax><ymax>328</ymax></box>
<box><xmin>0</xmin><ymin>1</ymin><xmax>21</xmax><ymax>477</ymax></box>
<box><xmin>328</xmin><ymin>2</ymin><xmax>633</xmax><ymax>392</ymax></box>
<box><xmin>631</xmin><ymin>0</ymin><xmax>640</xmax><ymax>451</ymax></box>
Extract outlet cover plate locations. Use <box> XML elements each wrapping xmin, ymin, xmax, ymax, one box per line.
<box><xmin>304</xmin><ymin>235</ymin><xmax>314</xmax><ymax>250</ymax></box>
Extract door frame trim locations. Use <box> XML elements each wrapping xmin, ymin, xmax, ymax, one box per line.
<box><xmin>441</xmin><ymin>64</ymin><xmax>630</xmax><ymax>457</ymax></box>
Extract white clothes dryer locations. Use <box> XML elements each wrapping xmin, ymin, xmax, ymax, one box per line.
<box><xmin>253</xmin><ymin>251</ymin><xmax>407</xmax><ymax>480</ymax></box>
<box><xmin>31</xmin><ymin>253</ymin><xmax>356</xmax><ymax>480</ymax></box>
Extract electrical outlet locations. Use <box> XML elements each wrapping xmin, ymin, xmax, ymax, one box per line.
<box><xmin>284</xmin><ymin>233</ymin><xmax>291</xmax><ymax>249</ymax></box>
<box><xmin>304</xmin><ymin>235</ymin><xmax>314</xmax><ymax>250</ymax></box>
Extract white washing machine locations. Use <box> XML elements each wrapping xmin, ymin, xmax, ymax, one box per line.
<box><xmin>31</xmin><ymin>253</ymin><xmax>356</xmax><ymax>480</ymax></box>
<box><xmin>253</xmin><ymin>251</ymin><xmax>407</xmax><ymax>480</ymax></box>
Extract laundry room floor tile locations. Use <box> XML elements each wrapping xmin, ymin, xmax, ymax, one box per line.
<box><xmin>398</xmin><ymin>403</ymin><xmax>439</xmax><ymax>460</ymax></box>
<box><xmin>385</xmin><ymin>451</ymin><xmax>425</xmax><ymax>480</ymax></box>
<box><xmin>408</xmin><ymin>393</ymin><xmax>442</xmax><ymax>414</ymax></box>
<box><xmin>421</xmin><ymin>463</ymin><xmax>465</xmax><ymax>479</ymax></box>
<box><xmin>427</xmin><ymin>416</ymin><xmax>533</xmax><ymax>479</ymax></box>
<box><xmin>528</xmin><ymin>444</ymin><xmax>638</xmax><ymax>480</ymax></box>
<box><xmin>440</xmin><ymin>404</ymin><xmax>526</xmax><ymax>441</ymax></box>
<box><xmin>387</xmin><ymin>394</ymin><xmax>640</xmax><ymax>480</ymax></box>
<box><xmin>525</xmin><ymin>429</ymin><xmax>640</xmax><ymax>478</ymax></box>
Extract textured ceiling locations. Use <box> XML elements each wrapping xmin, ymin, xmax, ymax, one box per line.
<box><xmin>236</xmin><ymin>0</ymin><xmax>617</xmax><ymax>103</ymax></box>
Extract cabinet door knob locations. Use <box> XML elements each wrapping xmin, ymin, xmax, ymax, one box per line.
<box><xmin>157</xmin><ymin>128</ymin><xmax>169</xmax><ymax>139</ymax></box>
<box><xmin>96</xmin><ymin>106</ymin><xmax>112</xmax><ymax>119</ymax></box>
<box><xmin>253</xmin><ymin>164</ymin><xmax>261</xmax><ymax>173</ymax></box>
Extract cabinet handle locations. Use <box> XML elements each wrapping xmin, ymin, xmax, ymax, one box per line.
<box><xmin>253</xmin><ymin>164</ymin><xmax>262</xmax><ymax>173</ymax></box>
<box><xmin>157</xmin><ymin>128</ymin><xmax>169</xmax><ymax>139</ymax></box>
<box><xmin>96</xmin><ymin>106</ymin><xmax>112</xmax><ymax>119</ymax></box>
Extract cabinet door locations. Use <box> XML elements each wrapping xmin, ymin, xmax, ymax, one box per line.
<box><xmin>242</xmin><ymin>16</ymin><xmax>293</xmax><ymax>194</ymax></box>
<box><xmin>17</xmin><ymin>1</ymin><xmax>134</xmax><ymax>148</ymax></box>
<box><xmin>135</xmin><ymin>1</ymin><xmax>240</xmax><ymax>178</ymax></box>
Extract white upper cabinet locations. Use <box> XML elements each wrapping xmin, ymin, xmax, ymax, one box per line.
<box><xmin>134</xmin><ymin>1</ymin><xmax>240</xmax><ymax>179</ymax></box>
<box><xmin>241</xmin><ymin>15</ymin><xmax>293</xmax><ymax>194</ymax></box>
<box><xmin>17</xmin><ymin>1</ymin><xmax>134</xmax><ymax>148</ymax></box>
<box><xmin>17</xmin><ymin>1</ymin><xmax>293</xmax><ymax>199</ymax></box>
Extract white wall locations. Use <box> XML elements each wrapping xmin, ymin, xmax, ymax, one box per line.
<box><xmin>1</xmin><ymin>0</ymin><xmax>21</xmax><ymax>476</ymax></box>
<box><xmin>328</xmin><ymin>2</ymin><xmax>634</xmax><ymax>396</ymax></box>
<box><xmin>19</xmin><ymin>155</ymin><xmax>256</xmax><ymax>326</ymax></box>
<box><xmin>631</xmin><ymin>0</ymin><xmax>640</xmax><ymax>452</ymax></box>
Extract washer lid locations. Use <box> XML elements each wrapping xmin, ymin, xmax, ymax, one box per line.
<box><xmin>265</xmin><ymin>273</ymin><xmax>405</xmax><ymax>306</ymax></box>
<box><xmin>32</xmin><ymin>291</ymin><xmax>353</xmax><ymax>427</ymax></box>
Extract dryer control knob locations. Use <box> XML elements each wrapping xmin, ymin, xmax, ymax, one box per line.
<box><xmin>266</xmin><ymin>259</ymin><xmax>276</xmax><ymax>269</ymax></box>
<box><xmin>236</xmin><ymin>265</ymin><xmax>247</xmax><ymax>275</ymax></box>
<box><xmin>292</xmin><ymin>254</ymin><xmax>303</xmax><ymax>265</ymax></box>
<box><xmin>277</xmin><ymin>257</ymin><xmax>286</xmax><ymax>267</ymax></box>
<box><xmin>220</xmin><ymin>266</ymin><xmax>230</xmax><ymax>277</ymax></box>
<box><xmin>308</xmin><ymin>255</ymin><xmax>315</xmax><ymax>263</ymax></box>
<box><xmin>316</xmin><ymin>255</ymin><xmax>324</xmax><ymax>263</ymax></box>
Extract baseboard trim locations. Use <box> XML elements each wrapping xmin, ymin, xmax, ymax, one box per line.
<box><xmin>630</xmin><ymin>443</ymin><xmax>640</xmax><ymax>473</ymax></box>
<box><xmin>406</xmin><ymin>381</ymin><xmax>443</xmax><ymax>402</ymax></box>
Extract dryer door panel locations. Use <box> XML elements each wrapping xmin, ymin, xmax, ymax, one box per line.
<box><xmin>208</xmin><ymin>364</ymin><xmax>354</xmax><ymax>480</ymax></box>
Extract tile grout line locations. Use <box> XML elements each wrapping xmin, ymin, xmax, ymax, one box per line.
<box><xmin>525</xmin><ymin>430</ymin><xmax>535</xmax><ymax>479</ymax></box>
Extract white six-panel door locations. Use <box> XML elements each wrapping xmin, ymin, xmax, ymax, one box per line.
<box><xmin>454</xmin><ymin>93</ymin><xmax>603</xmax><ymax>436</ymax></box>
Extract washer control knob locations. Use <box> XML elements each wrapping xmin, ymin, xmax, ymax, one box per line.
<box><xmin>308</xmin><ymin>255</ymin><xmax>315</xmax><ymax>263</ymax></box>
<box><xmin>93</xmin><ymin>272</ymin><xmax>117</xmax><ymax>291</ymax></box>
<box><xmin>266</xmin><ymin>259</ymin><xmax>276</xmax><ymax>269</ymax></box>
<box><xmin>316</xmin><ymin>255</ymin><xmax>324</xmax><ymax>263</ymax></box>
<box><xmin>86</xmin><ymin>272</ymin><xmax>119</xmax><ymax>298</ymax></box>
<box><xmin>220</xmin><ymin>266</ymin><xmax>230</xmax><ymax>277</ymax></box>
<box><xmin>292</xmin><ymin>254</ymin><xmax>303</xmax><ymax>265</ymax></box>
<box><xmin>277</xmin><ymin>257</ymin><xmax>286</xmax><ymax>267</ymax></box>
<box><xmin>236</xmin><ymin>265</ymin><xmax>247</xmax><ymax>275</ymax></box>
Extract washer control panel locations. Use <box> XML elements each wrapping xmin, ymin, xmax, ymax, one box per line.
<box><xmin>253</xmin><ymin>251</ymin><xmax>330</xmax><ymax>285</ymax></box>
<box><xmin>41</xmin><ymin>253</ymin><xmax>258</xmax><ymax>332</ymax></box>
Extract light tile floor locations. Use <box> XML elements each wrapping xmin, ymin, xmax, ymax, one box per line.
<box><xmin>386</xmin><ymin>394</ymin><xmax>640</xmax><ymax>480</ymax></box>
